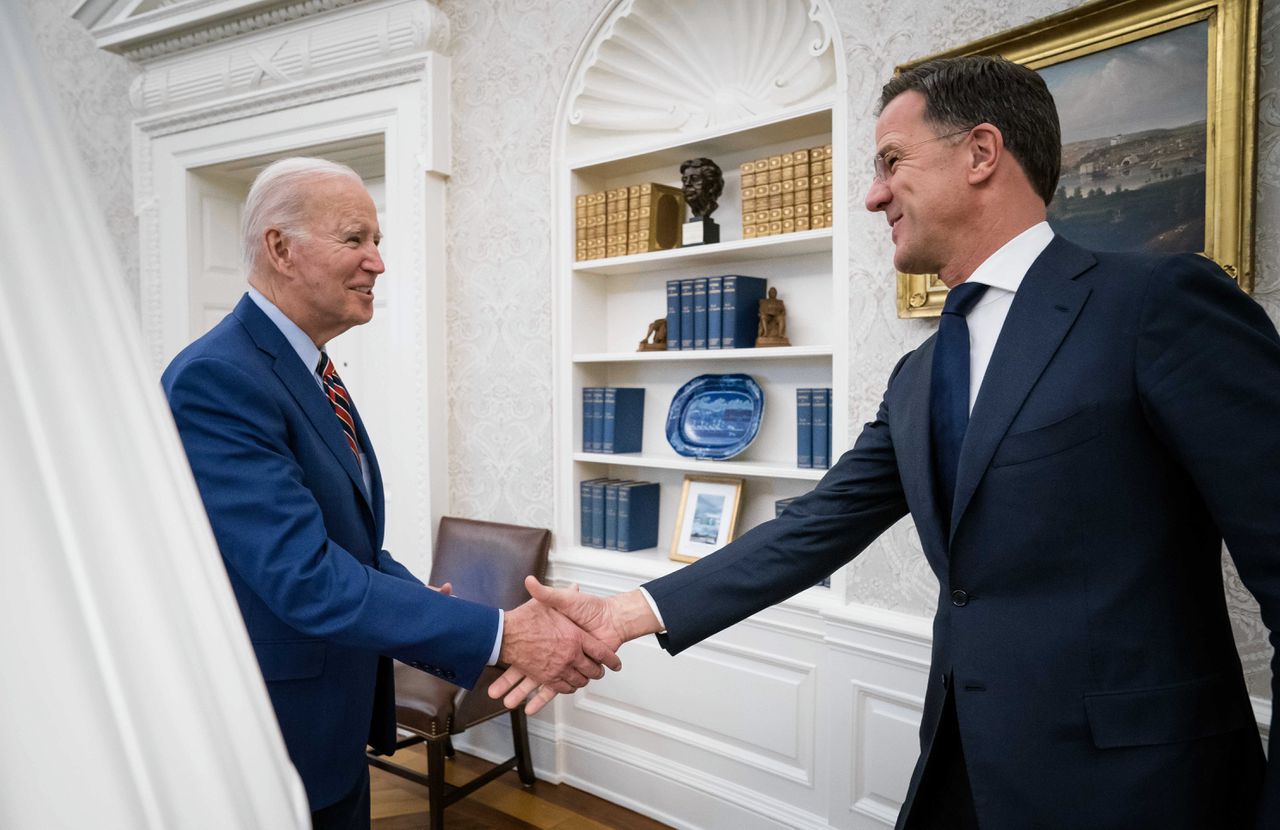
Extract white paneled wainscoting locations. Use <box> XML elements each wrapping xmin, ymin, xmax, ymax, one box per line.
<box><xmin>455</xmin><ymin>559</ymin><xmax>1272</xmax><ymax>830</ymax></box>
<box><xmin>456</xmin><ymin>557</ymin><xmax>935</xmax><ymax>830</ymax></box>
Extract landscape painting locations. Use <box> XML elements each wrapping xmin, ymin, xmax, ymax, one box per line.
<box><xmin>1040</xmin><ymin>21</ymin><xmax>1208</xmax><ymax>254</ymax></box>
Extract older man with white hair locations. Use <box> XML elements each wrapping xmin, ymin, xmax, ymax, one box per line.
<box><xmin>162</xmin><ymin>157</ymin><xmax>618</xmax><ymax>830</ymax></box>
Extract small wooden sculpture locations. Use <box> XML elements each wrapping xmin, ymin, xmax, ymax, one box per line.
<box><xmin>756</xmin><ymin>287</ymin><xmax>790</xmax><ymax>347</ymax></box>
<box><xmin>639</xmin><ymin>317</ymin><xmax>668</xmax><ymax>351</ymax></box>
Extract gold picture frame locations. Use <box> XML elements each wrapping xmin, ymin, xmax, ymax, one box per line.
<box><xmin>895</xmin><ymin>0</ymin><xmax>1261</xmax><ymax>318</ymax></box>
<box><xmin>669</xmin><ymin>475</ymin><xmax>744</xmax><ymax>564</ymax></box>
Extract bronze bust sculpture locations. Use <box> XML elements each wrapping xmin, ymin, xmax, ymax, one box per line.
<box><xmin>679</xmin><ymin>157</ymin><xmax>724</xmax><ymax>246</ymax></box>
<box><xmin>680</xmin><ymin>157</ymin><xmax>723</xmax><ymax>220</ymax></box>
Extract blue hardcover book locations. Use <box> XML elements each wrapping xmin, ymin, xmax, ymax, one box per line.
<box><xmin>720</xmin><ymin>275</ymin><xmax>768</xmax><ymax>347</ymax></box>
<box><xmin>604</xmin><ymin>481</ymin><xmax>621</xmax><ymax>550</ymax></box>
<box><xmin>602</xmin><ymin>387</ymin><xmax>644</xmax><ymax>453</ymax></box>
<box><xmin>588</xmin><ymin>478</ymin><xmax>614</xmax><ymax>547</ymax></box>
<box><xmin>583</xmin><ymin>389</ymin><xmax>601</xmax><ymax>453</ymax></box>
<box><xmin>589</xmin><ymin>387</ymin><xmax>606</xmax><ymax>453</ymax></box>
<box><xmin>617</xmin><ymin>481</ymin><xmax>660</xmax><ymax>551</ymax></box>
<box><xmin>602</xmin><ymin>387</ymin><xmax>617</xmax><ymax>453</ymax></box>
<box><xmin>707</xmin><ymin>276</ymin><xmax>723</xmax><ymax>348</ymax></box>
<box><xmin>580</xmin><ymin>477</ymin><xmax>609</xmax><ymax>547</ymax></box>
<box><xmin>666</xmin><ymin>279</ymin><xmax>682</xmax><ymax>351</ymax></box>
<box><xmin>680</xmin><ymin>279</ymin><xmax>695</xmax><ymax>350</ymax></box>
<box><xmin>582</xmin><ymin>388</ymin><xmax>594</xmax><ymax>452</ymax></box>
<box><xmin>825</xmin><ymin>387</ymin><xmax>833</xmax><ymax>467</ymax></box>
<box><xmin>812</xmin><ymin>388</ymin><xmax>830</xmax><ymax>469</ymax></box>
<box><xmin>796</xmin><ymin>388</ymin><xmax>813</xmax><ymax>468</ymax></box>
<box><xmin>692</xmin><ymin>277</ymin><xmax>709</xmax><ymax>349</ymax></box>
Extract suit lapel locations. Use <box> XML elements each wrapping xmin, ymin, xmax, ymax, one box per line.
<box><xmin>233</xmin><ymin>296</ymin><xmax>376</xmax><ymax>515</ymax></box>
<box><xmin>894</xmin><ymin>337</ymin><xmax>950</xmax><ymax>560</ymax></box>
<box><xmin>349</xmin><ymin>397</ymin><xmax>385</xmax><ymax>545</ymax></box>
<box><xmin>949</xmin><ymin>237</ymin><xmax>1095</xmax><ymax>539</ymax></box>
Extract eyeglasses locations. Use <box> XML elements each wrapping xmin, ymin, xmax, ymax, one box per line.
<box><xmin>872</xmin><ymin>128</ymin><xmax>973</xmax><ymax>182</ymax></box>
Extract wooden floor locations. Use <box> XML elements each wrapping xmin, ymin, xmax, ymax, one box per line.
<box><xmin>370</xmin><ymin>745</ymin><xmax>672</xmax><ymax>830</ymax></box>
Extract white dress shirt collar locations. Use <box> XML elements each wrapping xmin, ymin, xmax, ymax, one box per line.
<box><xmin>955</xmin><ymin>221</ymin><xmax>1055</xmax><ymax>414</ymax></box>
<box><xmin>246</xmin><ymin>286</ymin><xmax>323</xmax><ymax>378</ymax></box>
<box><xmin>962</xmin><ymin>220</ymin><xmax>1055</xmax><ymax>298</ymax></box>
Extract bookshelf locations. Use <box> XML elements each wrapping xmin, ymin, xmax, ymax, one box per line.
<box><xmin>554</xmin><ymin>104</ymin><xmax>847</xmax><ymax>582</ymax></box>
<box><xmin>527</xmin><ymin>5</ymin><xmax>896</xmax><ymax>825</ymax></box>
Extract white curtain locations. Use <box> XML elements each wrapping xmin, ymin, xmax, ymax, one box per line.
<box><xmin>0</xmin><ymin>6</ymin><xmax>308</xmax><ymax>829</ymax></box>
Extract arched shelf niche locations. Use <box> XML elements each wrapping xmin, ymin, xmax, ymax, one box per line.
<box><xmin>549</xmin><ymin>0</ymin><xmax>850</xmax><ymax>589</ymax></box>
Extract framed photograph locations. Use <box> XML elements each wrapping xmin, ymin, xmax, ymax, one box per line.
<box><xmin>895</xmin><ymin>0</ymin><xmax>1260</xmax><ymax>318</ymax></box>
<box><xmin>669</xmin><ymin>475</ymin><xmax>744</xmax><ymax>563</ymax></box>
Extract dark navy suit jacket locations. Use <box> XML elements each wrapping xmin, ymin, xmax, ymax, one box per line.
<box><xmin>163</xmin><ymin>295</ymin><xmax>498</xmax><ymax>809</ymax></box>
<box><xmin>646</xmin><ymin>238</ymin><xmax>1279</xmax><ymax>829</ymax></box>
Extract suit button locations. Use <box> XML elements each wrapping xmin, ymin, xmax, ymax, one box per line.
<box><xmin>951</xmin><ymin>589</ymin><xmax>969</xmax><ymax>607</ymax></box>
<box><xmin>941</xmin><ymin>673</ymin><xmax>949</xmax><ymax>689</ymax></box>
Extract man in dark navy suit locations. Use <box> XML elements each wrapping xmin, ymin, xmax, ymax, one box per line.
<box><xmin>492</xmin><ymin>57</ymin><xmax>1280</xmax><ymax>829</ymax></box>
<box><xmin>163</xmin><ymin>157</ymin><xmax>618</xmax><ymax>830</ymax></box>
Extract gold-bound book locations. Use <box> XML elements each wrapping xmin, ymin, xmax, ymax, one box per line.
<box><xmin>633</xmin><ymin>183</ymin><xmax>685</xmax><ymax>252</ymax></box>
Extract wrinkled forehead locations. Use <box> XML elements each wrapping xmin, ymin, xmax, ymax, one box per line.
<box><xmin>301</xmin><ymin>176</ymin><xmax>378</xmax><ymax>229</ymax></box>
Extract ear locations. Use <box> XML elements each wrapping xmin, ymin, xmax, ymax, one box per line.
<box><xmin>262</xmin><ymin>227</ymin><xmax>294</xmax><ymax>275</ymax></box>
<box><xmin>965</xmin><ymin>123</ymin><xmax>1002</xmax><ymax>186</ymax></box>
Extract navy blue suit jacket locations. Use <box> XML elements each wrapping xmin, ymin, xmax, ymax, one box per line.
<box><xmin>646</xmin><ymin>238</ymin><xmax>1279</xmax><ymax>829</ymax></box>
<box><xmin>163</xmin><ymin>295</ymin><xmax>498</xmax><ymax>809</ymax></box>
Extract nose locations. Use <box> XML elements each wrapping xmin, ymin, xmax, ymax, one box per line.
<box><xmin>864</xmin><ymin>175</ymin><xmax>890</xmax><ymax>213</ymax></box>
<box><xmin>365</xmin><ymin>243</ymin><xmax>385</xmax><ymax>275</ymax></box>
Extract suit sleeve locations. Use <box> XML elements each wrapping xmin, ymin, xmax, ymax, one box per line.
<box><xmin>165</xmin><ymin>356</ymin><xmax>497</xmax><ymax>688</ymax></box>
<box><xmin>378</xmin><ymin>550</ymin><xmax>424</xmax><ymax>586</ymax></box>
<box><xmin>1133</xmin><ymin>255</ymin><xmax>1280</xmax><ymax>812</ymax></box>
<box><xmin>643</xmin><ymin>356</ymin><xmax>913</xmax><ymax>653</ymax></box>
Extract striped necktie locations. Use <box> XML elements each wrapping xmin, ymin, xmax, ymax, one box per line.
<box><xmin>317</xmin><ymin>352</ymin><xmax>360</xmax><ymax>461</ymax></box>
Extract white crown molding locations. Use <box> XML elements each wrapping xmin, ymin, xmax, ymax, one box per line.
<box><xmin>75</xmin><ymin>0</ymin><xmax>369</xmax><ymax>61</ymax></box>
<box><xmin>125</xmin><ymin>1</ymin><xmax>447</xmax><ymax>119</ymax></box>
<box><xmin>563</xmin><ymin>0</ymin><xmax>838</xmax><ymax>158</ymax></box>
<box><xmin>135</xmin><ymin>55</ymin><xmax>429</xmax><ymax>135</ymax></box>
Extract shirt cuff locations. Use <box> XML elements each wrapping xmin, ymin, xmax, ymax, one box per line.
<box><xmin>487</xmin><ymin>608</ymin><xmax>504</xmax><ymax>666</ymax></box>
<box><xmin>637</xmin><ymin>587</ymin><xmax>667</xmax><ymax>633</ymax></box>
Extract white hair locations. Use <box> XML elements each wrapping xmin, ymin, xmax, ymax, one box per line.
<box><xmin>241</xmin><ymin>156</ymin><xmax>363</xmax><ymax>277</ymax></box>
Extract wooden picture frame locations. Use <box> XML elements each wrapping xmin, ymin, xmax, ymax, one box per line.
<box><xmin>669</xmin><ymin>475</ymin><xmax>744</xmax><ymax>563</ymax></box>
<box><xmin>895</xmin><ymin>0</ymin><xmax>1261</xmax><ymax>318</ymax></box>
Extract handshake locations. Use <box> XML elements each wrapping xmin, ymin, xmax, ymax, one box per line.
<box><xmin>489</xmin><ymin>577</ymin><xmax>661</xmax><ymax>715</ymax></box>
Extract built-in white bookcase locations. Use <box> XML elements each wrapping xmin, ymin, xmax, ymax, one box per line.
<box><xmin>554</xmin><ymin>105</ymin><xmax>849</xmax><ymax>590</ymax></box>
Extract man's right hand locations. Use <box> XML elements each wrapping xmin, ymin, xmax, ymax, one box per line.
<box><xmin>498</xmin><ymin>589</ymin><xmax>622</xmax><ymax>695</ymax></box>
<box><xmin>491</xmin><ymin>577</ymin><xmax>661</xmax><ymax>714</ymax></box>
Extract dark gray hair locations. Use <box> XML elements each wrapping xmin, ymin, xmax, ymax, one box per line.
<box><xmin>879</xmin><ymin>56</ymin><xmax>1061</xmax><ymax>205</ymax></box>
<box><xmin>241</xmin><ymin>157</ymin><xmax>363</xmax><ymax>276</ymax></box>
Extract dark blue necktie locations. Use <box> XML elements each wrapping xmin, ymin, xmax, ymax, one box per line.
<box><xmin>931</xmin><ymin>281</ymin><xmax>988</xmax><ymax>521</ymax></box>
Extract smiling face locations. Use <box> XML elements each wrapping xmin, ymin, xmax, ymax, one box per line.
<box><xmin>864</xmin><ymin>91</ymin><xmax>973</xmax><ymax>280</ymax></box>
<box><xmin>269</xmin><ymin>175</ymin><xmax>384</xmax><ymax>346</ymax></box>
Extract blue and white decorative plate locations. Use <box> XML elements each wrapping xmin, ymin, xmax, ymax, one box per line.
<box><xmin>665</xmin><ymin>374</ymin><xmax>764</xmax><ymax>460</ymax></box>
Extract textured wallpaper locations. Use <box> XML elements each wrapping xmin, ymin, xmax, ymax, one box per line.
<box><xmin>20</xmin><ymin>0</ymin><xmax>140</xmax><ymax>314</ymax></box>
<box><xmin>439</xmin><ymin>0</ymin><xmax>1280</xmax><ymax>697</ymax></box>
